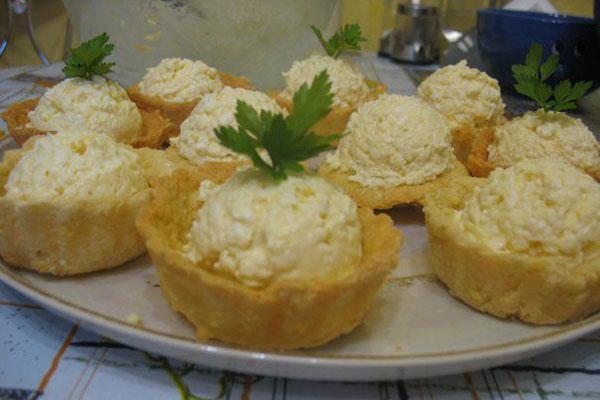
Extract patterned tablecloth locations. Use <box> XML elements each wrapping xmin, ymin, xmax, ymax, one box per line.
<box><xmin>0</xmin><ymin>56</ymin><xmax>598</xmax><ymax>400</ymax></box>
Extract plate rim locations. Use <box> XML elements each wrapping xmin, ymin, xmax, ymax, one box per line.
<box><xmin>2</xmin><ymin>261</ymin><xmax>599</xmax><ymax>367</ymax></box>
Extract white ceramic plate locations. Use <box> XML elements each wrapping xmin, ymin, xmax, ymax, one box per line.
<box><xmin>0</xmin><ymin>137</ymin><xmax>598</xmax><ymax>381</ymax></box>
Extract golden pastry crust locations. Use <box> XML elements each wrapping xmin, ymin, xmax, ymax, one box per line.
<box><xmin>127</xmin><ymin>72</ymin><xmax>253</xmax><ymax>133</ymax></box>
<box><xmin>0</xmin><ymin>97</ymin><xmax>176</xmax><ymax>149</ymax></box>
<box><xmin>424</xmin><ymin>177</ymin><xmax>600</xmax><ymax>325</ymax></box>
<box><xmin>467</xmin><ymin>127</ymin><xmax>600</xmax><ymax>182</ymax></box>
<box><xmin>136</xmin><ymin>147</ymin><xmax>196</xmax><ymax>181</ymax></box>
<box><xmin>318</xmin><ymin>160</ymin><xmax>468</xmax><ymax>209</ymax></box>
<box><xmin>450</xmin><ymin>118</ymin><xmax>506</xmax><ymax>165</ymax></box>
<box><xmin>450</xmin><ymin>125</ymin><xmax>477</xmax><ymax>165</ymax></box>
<box><xmin>466</xmin><ymin>126</ymin><xmax>497</xmax><ymax>178</ymax></box>
<box><xmin>130</xmin><ymin>109</ymin><xmax>178</xmax><ymax>149</ymax></box>
<box><xmin>0</xmin><ymin>144</ymin><xmax>153</xmax><ymax>275</ymax></box>
<box><xmin>271</xmin><ymin>80</ymin><xmax>386</xmax><ymax>137</ymax></box>
<box><xmin>0</xmin><ymin>98</ymin><xmax>42</xmax><ymax>146</ymax></box>
<box><xmin>136</xmin><ymin>169</ymin><xmax>402</xmax><ymax>349</ymax></box>
<box><xmin>160</xmin><ymin>147</ymin><xmax>247</xmax><ymax>183</ymax></box>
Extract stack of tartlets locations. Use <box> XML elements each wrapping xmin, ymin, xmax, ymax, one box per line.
<box><xmin>1</xmin><ymin>30</ymin><xmax>599</xmax><ymax>354</ymax></box>
<box><xmin>127</xmin><ymin>57</ymin><xmax>253</xmax><ymax>134</ymax></box>
<box><xmin>417</xmin><ymin>61</ymin><xmax>599</xmax><ymax>324</ymax></box>
<box><xmin>2</xmin><ymin>57</ymin><xmax>253</xmax><ymax>149</ymax></box>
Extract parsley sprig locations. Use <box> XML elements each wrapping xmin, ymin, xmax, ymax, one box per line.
<box><xmin>215</xmin><ymin>70</ymin><xmax>338</xmax><ymax>180</ymax></box>
<box><xmin>310</xmin><ymin>24</ymin><xmax>366</xmax><ymax>59</ymax></box>
<box><xmin>512</xmin><ymin>43</ymin><xmax>592</xmax><ymax>112</ymax></box>
<box><xmin>63</xmin><ymin>33</ymin><xmax>115</xmax><ymax>80</ymax></box>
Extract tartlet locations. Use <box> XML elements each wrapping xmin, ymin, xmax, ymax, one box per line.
<box><xmin>169</xmin><ymin>86</ymin><xmax>284</xmax><ymax>171</ymax></box>
<box><xmin>468</xmin><ymin>110</ymin><xmax>600</xmax><ymax>181</ymax></box>
<box><xmin>320</xmin><ymin>160</ymin><xmax>467</xmax><ymax>209</ymax></box>
<box><xmin>0</xmin><ymin>131</ymin><xmax>176</xmax><ymax>275</ymax></box>
<box><xmin>137</xmin><ymin>169</ymin><xmax>402</xmax><ymax>349</ymax></box>
<box><xmin>272</xmin><ymin>55</ymin><xmax>386</xmax><ymax>137</ymax></box>
<box><xmin>1</xmin><ymin>79</ymin><xmax>176</xmax><ymax>148</ymax></box>
<box><xmin>318</xmin><ymin>94</ymin><xmax>468</xmax><ymax>209</ymax></box>
<box><xmin>127</xmin><ymin>58</ymin><xmax>252</xmax><ymax>133</ymax></box>
<box><xmin>417</xmin><ymin>60</ymin><xmax>506</xmax><ymax>163</ymax></box>
<box><xmin>424</xmin><ymin>159</ymin><xmax>600</xmax><ymax>324</ymax></box>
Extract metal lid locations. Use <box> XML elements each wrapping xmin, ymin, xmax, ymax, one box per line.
<box><xmin>397</xmin><ymin>3</ymin><xmax>438</xmax><ymax>17</ymax></box>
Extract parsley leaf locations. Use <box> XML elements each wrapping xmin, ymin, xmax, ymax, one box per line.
<box><xmin>215</xmin><ymin>70</ymin><xmax>338</xmax><ymax>180</ymax></box>
<box><xmin>539</xmin><ymin>53</ymin><xmax>559</xmax><ymax>81</ymax></box>
<box><xmin>310</xmin><ymin>24</ymin><xmax>366</xmax><ymax>59</ymax></box>
<box><xmin>63</xmin><ymin>33</ymin><xmax>115</xmax><ymax>80</ymax></box>
<box><xmin>512</xmin><ymin>43</ymin><xmax>592</xmax><ymax>112</ymax></box>
<box><xmin>286</xmin><ymin>70</ymin><xmax>333</xmax><ymax>134</ymax></box>
<box><xmin>525</xmin><ymin>43</ymin><xmax>543</xmax><ymax>76</ymax></box>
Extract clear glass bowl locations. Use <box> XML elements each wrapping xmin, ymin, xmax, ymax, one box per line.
<box><xmin>62</xmin><ymin>0</ymin><xmax>340</xmax><ymax>89</ymax></box>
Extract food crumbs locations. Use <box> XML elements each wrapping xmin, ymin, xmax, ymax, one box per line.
<box><xmin>126</xmin><ymin>313</ymin><xmax>142</xmax><ymax>326</ymax></box>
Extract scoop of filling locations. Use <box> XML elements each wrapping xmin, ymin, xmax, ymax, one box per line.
<box><xmin>5</xmin><ymin>131</ymin><xmax>148</xmax><ymax>201</ymax></box>
<box><xmin>487</xmin><ymin>110</ymin><xmax>600</xmax><ymax>177</ymax></box>
<box><xmin>138</xmin><ymin>57</ymin><xmax>223</xmax><ymax>103</ymax></box>
<box><xmin>281</xmin><ymin>54</ymin><xmax>369</xmax><ymax>109</ymax></box>
<box><xmin>184</xmin><ymin>169</ymin><xmax>362</xmax><ymax>287</ymax></box>
<box><xmin>327</xmin><ymin>94</ymin><xmax>455</xmax><ymax>187</ymax></box>
<box><xmin>418</xmin><ymin>60</ymin><xmax>505</xmax><ymax>129</ymax></box>
<box><xmin>459</xmin><ymin>159</ymin><xmax>600</xmax><ymax>264</ymax></box>
<box><xmin>28</xmin><ymin>77</ymin><xmax>142</xmax><ymax>143</ymax></box>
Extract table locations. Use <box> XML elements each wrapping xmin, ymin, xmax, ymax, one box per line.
<box><xmin>0</xmin><ymin>57</ymin><xmax>599</xmax><ymax>400</ymax></box>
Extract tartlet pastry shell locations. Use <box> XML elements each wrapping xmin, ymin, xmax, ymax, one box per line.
<box><xmin>0</xmin><ymin>144</ymin><xmax>164</xmax><ymax>275</ymax></box>
<box><xmin>450</xmin><ymin>125</ymin><xmax>478</xmax><ymax>165</ymax></box>
<box><xmin>449</xmin><ymin>118</ymin><xmax>506</xmax><ymax>165</ymax></box>
<box><xmin>127</xmin><ymin>72</ymin><xmax>253</xmax><ymax>134</ymax></box>
<box><xmin>424</xmin><ymin>177</ymin><xmax>600</xmax><ymax>325</ymax></box>
<box><xmin>161</xmin><ymin>147</ymin><xmax>247</xmax><ymax>182</ymax></box>
<box><xmin>136</xmin><ymin>169</ymin><xmax>402</xmax><ymax>350</ymax></box>
<box><xmin>271</xmin><ymin>80</ymin><xmax>386</xmax><ymax>137</ymax></box>
<box><xmin>0</xmin><ymin>97</ymin><xmax>177</xmax><ymax>149</ymax></box>
<box><xmin>0</xmin><ymin>98</ymin><xmax>40</xmax><ymax>146</ymax></box>
<box><xmin>466</xmin><ymin>126</ymin><xmax>497</xmax><ymax>178</ymax></box>
<box><xmin>467</xmin><ymin>127</ymin><xmax>600</xmax><ymax>181</ymax></box>
<box><xmin>318</xmin><ymin>160</ymin><xmax>468</xmax><ymax>209</ymax></box>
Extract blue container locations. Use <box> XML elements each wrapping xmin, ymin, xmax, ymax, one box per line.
<box><xmin>477</xmin><ymin>8</ymin><xmax>600</xmax><ymax>93</ymax></box>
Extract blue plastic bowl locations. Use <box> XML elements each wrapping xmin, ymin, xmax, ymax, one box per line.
<box><xmin>477</xmin><ymin>8</ymin><xmax>600</xmax><ymax>93</ymax></box>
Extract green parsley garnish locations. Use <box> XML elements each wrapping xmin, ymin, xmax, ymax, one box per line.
<box><xmin>512</xmin><ymin>43</ymin><xmax>592</xmax><ymax>112</ymax></box>
<box><xmin>215</xmin><ymin>70</ymin><xmax>338</xmax><ymax>180</ymax></box>
<box><xmin>63</xmin><ymin>33</ymin><xmax>115</xmax><ymax>80</ymax></box>
<box><xmin>310</xmin><ymin>23</ymin><xmax>366</xmax><ymax>59</ymax></box>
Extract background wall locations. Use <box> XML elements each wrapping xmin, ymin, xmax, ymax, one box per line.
<box><xmin>342</xmin><ymin>0</ymin><xmax>593</xmax><ymax>51</ymax></box>
<box><xmin>0</xmin><ymin>0</ymin><xmax>594</xmax><ymax>67</ymax></box>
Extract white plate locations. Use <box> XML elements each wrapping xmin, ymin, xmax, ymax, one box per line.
<box><xmin>0</xmin><ymin>137</ymin><xmax>598</xmax><ymax>381</ymax></box>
